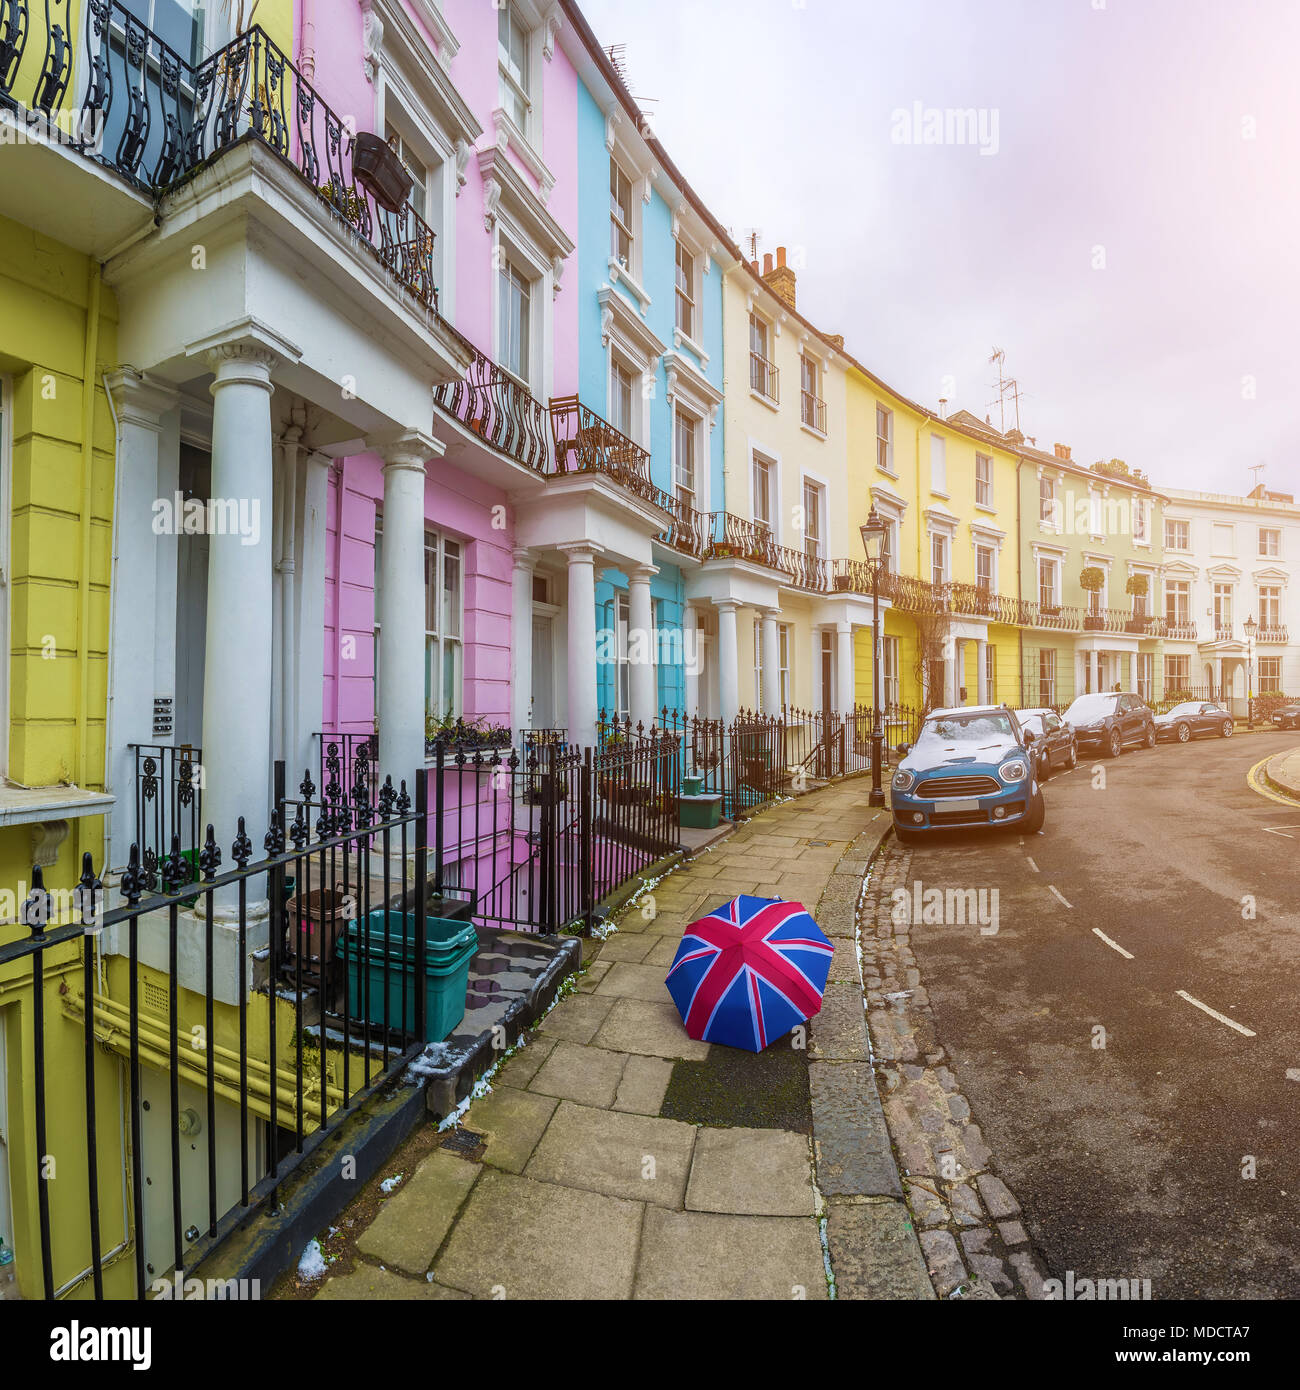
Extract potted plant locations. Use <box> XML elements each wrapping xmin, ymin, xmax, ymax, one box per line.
<box><xmin>1124</xmin><ymin>573</ymin><xmax>1150</xmax><ymax>632</ymax></box>
<box><xmin>1080</xmin><ymin>566</ymin><xmax>1106</xmax><ymax>629</ymax></box>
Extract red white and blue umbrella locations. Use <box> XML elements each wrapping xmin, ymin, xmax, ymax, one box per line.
<box><xmin>665</xmin><ymin>895</ymin><xmax>834</xmax><ymax>1052</ymax></box>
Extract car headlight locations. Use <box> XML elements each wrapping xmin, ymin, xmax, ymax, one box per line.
<box><xmin>892</xmin><ymin>769</ymin><xmax>915</xmax><ymax>792</ymax></box>
<box><xmin>998</xmin><ymin>759</ymin><xmax>1028</xmax><ymax>783</ymax></box>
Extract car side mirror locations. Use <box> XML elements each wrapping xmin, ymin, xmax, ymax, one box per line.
<box><xmin>896</xmin><ymin>742</ymin><xmax>911</xmax><ymax>758</ymax></box>
<box><xmin>1023</xmin><ymin>730</ymin><xmax>1035</xmax><ymax>743</ymax></box>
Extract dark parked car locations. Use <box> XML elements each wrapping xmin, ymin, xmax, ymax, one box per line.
<box><xmin>1063</xmin><ymin>691</ymin><xmax>1156</xmax><ymax>758</ymax></box>
<box><xmin>1154</xmin><ymin>700</ymin><xmax>1235</xmax><ymax>743</ymax></box>
<box><xmin>1015</xmin><ymin>707</ymin><xmax>1077</xmax><ymax>777</ymax></box>
<box><xmin>1271</xmin><ymin>703</ymin><xmax>1300</xmax><ymax>731</ymax></box>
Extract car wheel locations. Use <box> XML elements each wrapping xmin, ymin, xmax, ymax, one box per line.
<box><xmin>893</xmin><ymin>824</ymin><xmax>923</xmax><ymax>844</ymax></box>
<box><xmin>1176</xmin><ymin>722</ymin><xmax>1190</xmax><ymax>743</ymax></box>
<box><xmin>1065</xmin><ymin>741</ymin><xmax>1077</xmax><ymax>770</ymax></box>
<box><xmin>1021</xmin><ymin>788</ymin><xmax>1046</xmax><ymax>834</ymax></box>
<box><xmin>1144</xmin><ymin>723</ymin><xmax>1156</xmax><ymax>749</ymax></box>
<box><xmin>1106</xmin><ymin>727</ymin><xmax>1122</xmax><ymax>758</ymax></box>
<box><xmin>1221</xmin><ymin>719</ymin><xmax>1234</xmax><ymax>738</ymax></box>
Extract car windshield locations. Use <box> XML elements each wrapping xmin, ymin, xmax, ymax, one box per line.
<box><xmin>1016</xmin><ymin>713</ymin><xmax>1044</xmax><ymax>734</ymax></box>
<box><xmin>1065</xmin><ymin>694</ymin><xmax>1116</xmax><ymax>722</ymax></box>
<box><xmin>918</xmin><ymin>711</ymin><xmax>1016</xmax><ymax>745</ymax></box>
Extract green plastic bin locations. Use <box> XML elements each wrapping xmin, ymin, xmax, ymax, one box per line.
<box><xmin>339</xmin><ymin>911</ymin><xmax>478</xmax><ymax>1039</ymax></box>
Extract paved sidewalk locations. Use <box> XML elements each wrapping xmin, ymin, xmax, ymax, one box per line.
<box><xmin>1265</xmin><ymin>746</ymin><xmax>1300</xmax><ymax>799</ymax></box>
<box><xmin>287</xmin><ymin>780</ymin><xmax>932</xmax><ymax>1300</ymax></box>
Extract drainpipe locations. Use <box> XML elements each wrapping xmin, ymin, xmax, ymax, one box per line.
<box><xmin>1015</xmin><ymin>457</ymin><xmax>1024</xmax><ymax>706</ymax></box>
<box><xmin>77</xmin><ymin>263</ymin><xmax>103</xmax><ymax>860</ymax></box>
<box><xmin>101</xmin><ymin>369</ymin><xmax>121</xmax><ymax>872</ymax></box>
<box><xmin>299</xmin><ymin>0</ymin><xmax>316</xmax><ymax>83</ymax></box>
<box><xmin>278</xmin><ymin>411</ymin><xmax>304</xmax><ymax>773</ymax></box>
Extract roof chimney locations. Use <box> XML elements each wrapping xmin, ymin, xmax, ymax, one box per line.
<box><xmin>938</xmin><ymin>398</ymin><xmax>948</xmax><ymax>419</ymax></box>
<box><xmin>763</xmin><ymin>252</ymin><xmax>774</xmax><ymax>275</ymax></box>
<box><xmin>1054</xmin><ymin>442</ymin><xmax>1071</xmax><ymax>460</ymax></box>
<box><xmin>761</xmin><ymin>244</ymin><xmax>797</xmax><ymax>311</ymax></box>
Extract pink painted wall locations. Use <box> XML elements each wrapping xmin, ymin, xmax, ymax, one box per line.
<box><xmin>322</xmin><ymin>454</ymin><xmax>513</xmax><ymax>735</ymax></box>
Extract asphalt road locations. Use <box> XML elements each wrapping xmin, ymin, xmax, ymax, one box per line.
<box><xmin>888</xmin><ymin>730</ymin><xmax>1300</xmax><ymax>1298</ymax></box>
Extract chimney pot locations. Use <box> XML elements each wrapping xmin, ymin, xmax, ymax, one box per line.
<box><xmin>1054</xmin><ymin>443</ymin><xmax>1071</xmax><ymax>460</ymax></box>
<box><xmin>763</xmin><ymin>252</ymin><xmax>774</xmax><ymax>275</ymax></box>
<box><xmin>750</xmin><ymin>259</ymin><xmax>760</xmax><ymax>275</ymax></box>
<box><xmin>776</xmin><ymin>246</ymin><xmax>787</xmax><ymax>268</ymax></box>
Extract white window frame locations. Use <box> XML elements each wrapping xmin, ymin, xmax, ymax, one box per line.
<box><xmin>610</xmin><ymin>155</ymin><xmax>635</xmax><ymax>269</ymax></box>
<box><xmin>751</xmin><ymin>450</ymin><xmax>776</xmax><ymax>534</ymax></box>
<box><xmin>1165</xmin><ymin>517</ymin><xmax>1189</xmax><ymax>551</ymax></box>
<box><xmin>1132</xmin><ymin>496</ymin><xmax>1147</xmax><ymax>543</ymax></box>
<box><xmin>496</xmin><ymin>250</ymin><xmax>534</xmax><ymax>386</ymax></box>
<box><xmin>1213</xmin><ymin>582</ymin><xmax>1234</xmax><ymax>631</ymax></box>
<box><xmin>876</xmin><ymin>405</ymin><xmax>894</xmax><ymax>474</ymax></box>
<box><xmin>929</xmin><ymin>434</ymin><xmax>947</xmax><ymax>495</ymax></box>
<box><xmin>802</xmin><ymin>475</ymin><xmax>827</xmax><ymax>561</ymax></box>
<box><xmin>608</xmin><ymin>351</ymin><xmax>637</xmax><ymax>443</ymax></box>
<box><xmin>1259</xmin><ymin>654</ymin><xmax>1282</xmax><ymax>694</ymax></box>
<box><xmin>425</xmin><ymin>529</ymin><xmax>464</xmax><ymax>722</ymax></box>
<box><xmin>674</xmin><ymin>238</ymin><xmax>697</xmax><ymax>342</ymax></box>
<box><xmin>1038</xmin><ymin>648</ymin><xmax>1056</xmax><ymax>707</ymax></box>
<box><xmin>497</xmin><ymin>1</ymin><xmax>539</xmax><ymax>148</ymax></box>
<box><xmin>799</xmin><ymin>352</ymin><xmax>825</xmax><ymax>435</ymax></box>
<box><xmin>974</xmin><ymin>452</ymin><xmax>993</xmax><ymax>509</ymax></box>
<box><xmin>931</xmin><ymin>532</ymin><xmax>949</xmax><ymax>587</ymax></box>
<box><xmin>1039</xmin><ymin>474</ymin><xmax>1056</xmax><ymax>527</ymax></box>
<box><xmin>882</xmin><ymin>635</ymin><xmax>900</xmax><ymax>706</ymax></box>
<box><xmin>673</xmin><ymin>405</ymin><xmax>701</xmax><ymax>514</ymax></box>
<box><xmin>1038</xmin><ymin>556</ymin><xmax>1060</xmax><ymax>609</ymax></box>
<box><xmin>1165</xmin><ymin>579</ymin><xmax>1190</xmax><ymax>626</ymax></box>
<box><xmin>778</xmin><ymin>623</ymin><xmax>792</xmax><ymax>709</ymax></box>
<box><xmin>975</xmin><ymin>542</ymin><xmax>994</xmax><ymax>592</ymax></box>
<box><xmin>1259</xmin><ymin>527</ymin><xmax>1281</xmax><ymax>558</ymax></box>
<box><xmin>1258</xmin><ymin>584</ymin><xmax>1281</xmax><ymax>628</ymax></box>
<box><xmin>749</xmin><ymin>310</ymin><xmax>777</xmax><ymax>403</ymax></box>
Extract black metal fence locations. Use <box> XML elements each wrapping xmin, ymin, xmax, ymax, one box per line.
<box><xmin>129</xmin><ymin>743</ymin><xmax>203</xmax><ymax>895</ymax></box>
<box><xmin>0</xmin><ymin>759</ymin><xmax>440</xmax><ymax>1301</ymax></box>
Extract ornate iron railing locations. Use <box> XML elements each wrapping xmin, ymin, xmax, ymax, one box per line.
<box><xmin>1164</xmin><ymin>621</ymin><xmax>1198</xmax><ymax>641</ymax></box>
<box><xmin>749</xmin><ymin>350</ymin><xmax>779</xmax><ymax>402</ymax></box>
<box><xmin>127</xmin><ymin>743</ymin><xmax>203</xmax><ymax>894</ymax></box>
<box><xmin>800</xmin><ymin>389</ymin><xmax>826</xmax><ymax>433</ymax></box>
<box><xmin>657</xmin><ymin>493</ymin><xmax>707</xmax><ymax>558</ymax></box>
<box><xmin>1</xmin><ymin>9</ymin><xmax>439</xmax><ymax>313</ymax></box>
<box><xmin>548</xmin><ymin>394</ymin><xmax>654</xmax><ymax>497</ymax></box>
<box><xmin>434</xmin><ymin>339</ymin><xmax>550</xmax><ymax>472</ymax></box>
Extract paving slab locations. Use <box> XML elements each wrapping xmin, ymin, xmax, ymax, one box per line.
<box><xmin>593</xmin><ymin>961</ymin><xmax>676</xmax><ymax>1003</ymax></box>
<box><xmin>524</xmin><ymin>1100</ymin><xmax>697</xmax><ymax>1208</ymax></box>
<box><xmin>434</xmin><ymin>1169</ymin><xmax>644</xmax><ymax>1301</ymax></box>
<box><xmin>613</xmin><ymin>1054</ymin><xmax>674</xmax><ymax>1115</ymax></box>
<box><xmin>355</xmin><ymin>1149</ymin><xmax>481</xmax><ymax>1275</ymax></box>
<box><xmin>492</xmin><ymin>1037</ymin><xmax>556</xmax><ymax>1089</ymax></box>
<box><xmin>596</xmin><ymin>933</ymin><xmax>658</xmax><ymax>963</ymax></box>
<box><xmin>592</xmin><ymin>996</ymin><xmax>711</xmax><ymax>1060</ymax></box>
<box><xmin>634</xmin><ymin>1208</ymin><xmax>828</xmax><ymax>1300</ymax></box>
<box><xmin>826</xmin><ymin>1199</ymin><xmax>936</xmax><ymax>1300</ymax></box>
<box><xmin>463</xmin><ymin>1085</ymin><xmax>558</xmax><ymax>1174</ymax></box>
<box><xmin>315</xmin><ymin>1266</ymin><xmax>471</xmax><ymax>1300</ymax></box>
<box><xmin>537</xmin><ymin>991</ymin><xmax>616</xmax><ymax>1044</ymax></box>
<box><xmin>529</xmin><ymin>1041</ymin><xmax>629</xmax><ymax>1108</ymax></box>
<box><xmin>685</xmin><ymin>1127</ymin><xmax>815</xmax><ymax>1216</ymax></box>
<box><xmin>809</xmin><ymin>1061</ymin><xmax>902</xmax><ymax>1198</ymax></box>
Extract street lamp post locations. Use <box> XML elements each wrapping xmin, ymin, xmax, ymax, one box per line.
<box><xmin>1244</xmin><ymin>614</ymin><xmax>1256</xmax><ymax>730</ymax></box>
<box><xmin>860</xmin><ymin>506</ymin><xmax>889</xmax><ymax>808</ymax></box>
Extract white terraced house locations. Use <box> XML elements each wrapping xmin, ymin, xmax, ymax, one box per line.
<box><xmin>1159</xmin><ymin>484</ymin><xmax>1299</xmax><ymax>713</ymax></box>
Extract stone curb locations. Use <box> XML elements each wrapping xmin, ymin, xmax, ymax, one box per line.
<box><xmin>1263</xmin><ymin>748</ymin><xmax>1300</xmax><ymax>801</ymax></box>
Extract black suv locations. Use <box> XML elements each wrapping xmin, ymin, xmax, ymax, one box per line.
<box><xmin>1063</xmin><ymin>691</ymin><xmax>1156</xmax><ymax>758</ymax></box>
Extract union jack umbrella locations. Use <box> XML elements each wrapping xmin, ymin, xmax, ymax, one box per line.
<box><xmin>665</xmin><ymin>895</ymin><xmax>834</xmax><ymax>1051</ymax></box>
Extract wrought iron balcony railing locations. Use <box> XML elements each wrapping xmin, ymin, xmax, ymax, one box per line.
<box><xmin>749</xmin><ymin>350</ymin><xmax>779</xmax><ymax>402</ymax></box>
<box><xmin>433</xmin><ymin>340</ymin><xmax>550</xmax><ymax>473</ymax></box>
<box><xmin>657</xmin><ymin>493</ymin><xmax>707</xmax><ymax>558</ymax></box>
<box><xmin>1</xmin><ymin>8</ymin><xmax>439</xmax><ymax>314</ymax></box>
<box><xmin>800</xmin><ymin>389</ymin><xmax>826</xmax><ymax>433</ymax></box>
<box><xmin>548</xmin><ymin>395</ymin><xmax>654</xmax><ymax>500</ymax></box>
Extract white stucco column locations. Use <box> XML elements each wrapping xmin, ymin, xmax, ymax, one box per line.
<box><xmin>717</xmin><ymin>600</ymin><xmax>741</xmax><ymax>725</ymax></box>
<box><xmin>975</xmin><ymin>638</ymin><xmax>989</xmax><ymax>704</ymax></box>
<box><xmin>760</xmin><ymin>608</ymin><xmax>780</xmax><ymax>714</ymax></box>
<box><xmin>103</xmin><ymin>370</ymin><xmax>178</xmax><ymax>867</ymax></box>
<box><xmin>683</xmin><ymin>602</ymin><xmax>700</xmax><ymax>721</ymax></box>
<box><xmin>629</xmin><ymin>564</ymin><xmax>658</xmax><ymax>731</ymax></box>
<box><xmin>511</xmin><ymin>548</ymin><xmax>535</xmax><ymax>737</ymax></box>
<box><xmin>836</xmin><ymin>622</ymin><xmax>855</xmax><ymax>714</ymax></box>
<box><xmin>188</xmin><ymin>327</ymin><xmax>290</xmax><ymax>900</ymax></box>
<box><xmin>292</xmin><ymin>449</ymin><xmax>331</xmax><ymax>782</ymax></box>
<box><xmin>562</xmin><ymin>544</ymin><xmax>600</xmax><ymax>749</ymax></box>
<box><xmin>370</xmin><ymin>429</ymin><xmax>440</xmax><ymax>788</ymax></box>
<box><xmin>1129</xmin><ymin>650</ymin><xmax>1141</xmax><ymax>694</ymax></box>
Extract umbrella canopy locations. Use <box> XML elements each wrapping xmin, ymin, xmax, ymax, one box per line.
<box><xmin>665</xmin><ymin>895</ymin><xmax>834</xmax><ymax>1051</ymax></box>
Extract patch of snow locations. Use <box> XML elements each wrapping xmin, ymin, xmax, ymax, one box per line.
<box><xmin>297</xmin><ymin>1238</ymin><xmax>328</xmax><ymax>1281</ymax></box>
<box><xmin>379</xmin><ymin>1174</ymin><xmax>404</xmax><ymax>1194</ymax></box>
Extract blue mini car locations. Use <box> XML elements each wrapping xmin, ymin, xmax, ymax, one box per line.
<box><xmin>891</xmin><ymin>705</ymin><xmax>1045</xmax><ymax>843</ymax></box>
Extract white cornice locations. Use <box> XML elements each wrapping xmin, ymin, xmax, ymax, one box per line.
<box><xmin>365</xmin><ymin>0</ymin><xmax>479</xmax><ymax>147</ymax></box>
<box><xmin>477</xmin><ymin>143</ymin><xmax>573</xmax><ymax>261</ymax></box>
<box><xmin>597</xmin><ymin>284</ymin><xmax>666</xmax><ymax>364</ymax></box>
<box><xmin>490</xmin><ymin>108</ymin><xmax>556</xmax><ymax>203</ymax></box>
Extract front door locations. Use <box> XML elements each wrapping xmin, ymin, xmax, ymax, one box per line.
<box><xmin>531</xmin><ymin>616</ymin><xmax>553</xmax><ymax>729</ymax></box>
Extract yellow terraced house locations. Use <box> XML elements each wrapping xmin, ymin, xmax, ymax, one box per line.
<box><xmin>845</xmin><ymin>369</ymin><xmax>1022</xmax><ymax>715</ymax></box>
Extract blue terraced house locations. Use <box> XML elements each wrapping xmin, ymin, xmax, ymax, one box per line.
<box><xmin>567</xmin><ymin>15</ymin><xmax>727</xmax><ymax>733</ymax></box>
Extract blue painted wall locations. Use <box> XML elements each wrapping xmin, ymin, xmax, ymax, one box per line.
<box><xmin>577</xmin><ymin>78</ymin><xmax>724</xmax><ymax>724</ymax></box>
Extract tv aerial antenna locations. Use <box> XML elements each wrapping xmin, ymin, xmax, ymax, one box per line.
<box><xmin>1249</xmin><ymin>463</ymin><xmax>1266</xmax><ymax>491</ymax></box>
<box><xmin>987</xmin><ymin>348</ymin><xmax>1025</xmax><ymax>434</ymax></box>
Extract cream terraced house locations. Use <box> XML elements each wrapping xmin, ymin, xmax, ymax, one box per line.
<box><xmin>1160</xmin><ymin>484</ymin><xmax>1299</xmax><ymax>712</ymax></box>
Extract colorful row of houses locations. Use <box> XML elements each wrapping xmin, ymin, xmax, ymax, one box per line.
<box><xmin>1</xmin><ymin>0</ymin><xmax>1296</xmax><ymax>1296</ymax></box>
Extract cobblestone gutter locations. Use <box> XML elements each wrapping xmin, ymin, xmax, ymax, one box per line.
<box><xmin>858</xmin><ymin>839</ymin><xmax>1051</xmax><ymax>1299</ymax></box>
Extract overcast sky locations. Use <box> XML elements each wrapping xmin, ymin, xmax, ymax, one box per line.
<box><xmin>580</xmin><ymin>0</ymin><xmax>1300</xmax><ymax>498</ymax></box>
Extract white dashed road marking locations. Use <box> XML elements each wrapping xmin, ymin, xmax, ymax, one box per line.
<box><xmin>1175</xmin><ymin>990</ymin><xmax>1256</xmax><ymax>1038</ymax></box>
<box><xmin>1026</xmin><ymin>856</ymin><xmax>1039</xmax><ymax>873</ymax></box>
<box><xmin>1048</xmin><ymin>885</ymin><xmax>1073</xmax><ymax>909</ymax></box>
<box><xmin>1092</xmin><ymin>928</ymin><xmax>1134</xmax><ymax>960</ymax></box>
<box><xmin>1262</xmin><ymin>824</ymin><xmax>1300</xmax><ymax>839</ymax></box>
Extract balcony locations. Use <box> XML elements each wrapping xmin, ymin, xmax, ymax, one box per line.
<box><xmin>434</xmin><ymin>339</ymin><xmax>550</xmax><ymax>474</ymax></box>
<box><xmin>800</xmin><ymin>389</ymin><xmax>826</xmax><ymax>434</ymax></box>
<box><xmin>1165</xmin><ymin>621</ymin><xmax>1198</xmax><ymax>641</ymax></box>
<box><xmin>2</xmin><ymin>8</ymin><xmax>441</xmax><ymax>314</ymax></box>
<box><xmin>1257</xmin><ymin>625</ymin><xmax>1289</xmax><ymax>643</ymax></box>
<box><xmin>750</xmin><ymin>351</ymin><xmax>779</xmax><ymax>403</ymax></box>
<box><xmin>548</xmin><ymin>395</ymin><xmax>655</xmax><ymax>500</ymax></box>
